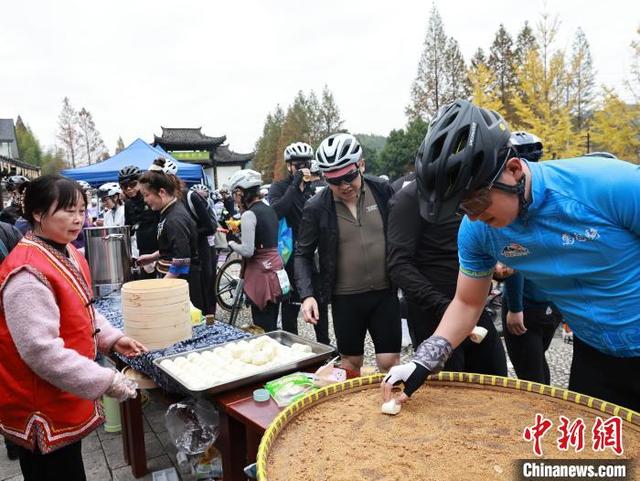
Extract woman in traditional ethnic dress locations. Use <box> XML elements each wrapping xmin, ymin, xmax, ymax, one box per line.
<box><xmin>135</xmin><ymin>158</ymin><xmax>204</xmax><ymax>310</ymax></box>
<box><xmin>0</xmin><ymin>175</ymin><xmax>147</xmax><ymax>481</ymax></box>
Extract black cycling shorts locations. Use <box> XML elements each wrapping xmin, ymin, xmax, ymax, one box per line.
<box><xmin>331</xmin><ymin>288</ymin><xmax>401</xmax><ymax>356</ymax></box>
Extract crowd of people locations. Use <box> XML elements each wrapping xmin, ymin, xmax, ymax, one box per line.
<box><xmin>0</xmin><ymin>98</ymin><xmax>638</xmax><ymax>480</ymax></box>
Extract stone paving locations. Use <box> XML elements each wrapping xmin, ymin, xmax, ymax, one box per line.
<box><xmin>0</xmin><ymin>309</ymin><xmax>574</xmax><ymax>481</ymax></box>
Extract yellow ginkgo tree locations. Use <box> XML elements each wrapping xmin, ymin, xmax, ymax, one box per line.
<box><xmin>511</xmin><ymin>48</ymin><xmax>582</xmax><ymax>159</ymax></box>
<box><xmin>590</xmin><ymin>88</ymin><xmax>640</xmax><ymax>163</ymax></box>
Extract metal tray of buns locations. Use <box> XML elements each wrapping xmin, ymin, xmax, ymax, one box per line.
<box><xmin>152</xmin><ymin>330</ymin><xmax>334</xmax><ymax>396</ymax></box>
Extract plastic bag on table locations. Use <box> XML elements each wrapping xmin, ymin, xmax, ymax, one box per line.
<box><xmin>165</xmin><ymin>398</ymin><xmax>219</xmax><ymax>455</ymax></box>
<box><xmin>265</xmin><ymin>373</ymin><xmax>317</xmax><ymax>408</ymax></box>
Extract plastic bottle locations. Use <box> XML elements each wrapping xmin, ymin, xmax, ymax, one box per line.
<box><xmin>176</xmin><ymin>451</ymin><xmax>192</xmax><ymax>475</ymax></box>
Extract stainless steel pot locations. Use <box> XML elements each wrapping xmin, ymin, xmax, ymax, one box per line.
<box><xmin>84</xmin><ymin>226</ymin><xmax>132</xmax><ymax>296</ymax></box>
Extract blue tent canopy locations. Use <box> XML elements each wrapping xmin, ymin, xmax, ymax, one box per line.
<box><xmin>61</xmin><ymin>138</ymin><xmax>204</xmax><ymax>186</ymax></box>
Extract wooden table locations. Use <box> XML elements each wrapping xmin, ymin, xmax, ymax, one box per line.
<box><xmin>214</xmin><ymin>383</ymin><xmax>282</xmax><ymax>481</ymax></box>
<box><xmin>119</xmin><ymin>362</ymin><xmax>326</xmax><ymax>480</ymax></box>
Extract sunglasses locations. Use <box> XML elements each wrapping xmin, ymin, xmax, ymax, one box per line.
<box><xmin>326</xmin><ymin>168</ymin><xmax>360</xmax><ymax>186</ymax></box>
<box><xmin>291</xmin><ymin>161</ymin><xmax>310</xmax><ymax>170</ymax></box>
<box><xmin>121</xmin><ymin>181</ymin><xmax>138</xmax><ymax>190</ymax></box>
<box><xmin>458</xmin><ymin>148</ymin><xmax>512</xmax><ymax>217</ymax></box>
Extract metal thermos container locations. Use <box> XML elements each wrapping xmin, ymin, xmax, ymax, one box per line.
<box><xmin>84</xmin><ymin>226</ymin><xmax>132</xmax><ymax>297</ymax></box>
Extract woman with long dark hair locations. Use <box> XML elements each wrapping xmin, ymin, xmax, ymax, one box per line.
<box><xmin>136</xmin><ymin>158</ymin><xmax>204</xmax><ymax>310</ymax></box>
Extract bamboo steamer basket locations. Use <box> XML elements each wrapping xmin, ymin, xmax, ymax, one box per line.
<box><xmin>258</xmin><ymin>373</ymin><xmax>640</xmax><ymax>481</ymax></box>
<box><xmin>121</xmin><ymin>279</ymin><xmax>192</xmax><ymax>350</ymax></box>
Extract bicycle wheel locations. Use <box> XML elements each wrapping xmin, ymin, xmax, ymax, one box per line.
<box><xmin>215</xmin><ymin>258</ymin><xmax>243</xmax><ymax>311</ymax></box>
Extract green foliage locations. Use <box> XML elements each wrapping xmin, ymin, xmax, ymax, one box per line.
<box><xmin>355</xmin><ymin>134</ymin><xmax>387</xmax><ymax>175</ymax></box>
<box><xmin>41</xmin><ymin>147</ymin><xmax>68</xmax><ymax>175</ymax></box>
<box><xmin>515</xmin><ymin>22</ymin><xmax>538</xmax><ymax>70</ymax></box>
<box><xmin>254</xmin><ymin>86</ymin><xmax>345</xmax><ymax>182</ymax></box>
<box><xmin>488</xmin><ymin>24</ymin><xmax>517</xmax><ymax>118</ymax></box>
<box><xmin>376</xmin><ymin>117</ymin><xmax>428</xmax><ymax>179</ymax></box>
<box><xmin>15</xmin><ymin>116</ymin><xmax>42</xmax><ymax>166</ymax></box>
<box><xmin>253</xmin><ymin>106</ymin><xmax>285</xmax><ymax>183</ymax></box>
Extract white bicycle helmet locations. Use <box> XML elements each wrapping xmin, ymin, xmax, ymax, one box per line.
<box><xmin>77</xmin><ymin>180</ymin><xmax>92</xmax><ymax>191</ymax></box>
<box><xmin>149</xmin><ymin>157</ymin><xmax>178</xmax><ymax>175</ymax></box>
<box><xmin>98</xmin><ymin>182</ymin><xmax>122</xmax><ymax>198</ymax></box>
<box><xmin>229</xmin><ymin>169</ymin><xmax>262</xmax><ymax>190</ymax></box>
<box><xmin>190</xmin><ymin>183</ymin><xmax>210</xmax><ymax>194</ymax></box>
<box><xmin>315</xmin><ymin>133</ymin><xmax>362</xmax><ymax>172</ymax></box>
<box><xmin>284</xmin><ymin>142</ymin><xmax>314</xmax><ymax>162</ymax></box>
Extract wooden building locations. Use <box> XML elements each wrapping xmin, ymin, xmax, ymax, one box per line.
<box><xmin>152</xmin><ymin>127</ymin><xmax>253</xmax><ymax>189</ymax></box>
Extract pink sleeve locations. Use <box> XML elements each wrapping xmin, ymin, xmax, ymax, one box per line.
<box><xmin>94</xmin><ymin>311</ymin><xmax>124</xmax><ymax>354</ymax></box>
<box><xmin>3</xmin><ymin>270</ymin><xmax>115</xmax><ymax>400</ymax></box>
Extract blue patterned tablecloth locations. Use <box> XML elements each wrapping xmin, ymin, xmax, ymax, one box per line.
<box><xmin>96</xmin><ymin>295</ymin><xmax>249</xmax><ymax>392</ymax></box>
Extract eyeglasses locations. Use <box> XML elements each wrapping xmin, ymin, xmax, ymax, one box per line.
<box><xmin>458</xmin><ymin>148</ymin><xmax>512</xmax><ymax>217</ymax></box>
<box><xmin>325</xmin><ymin>168</ymin><xmax>360</xmax><ymax>186</ymax></box>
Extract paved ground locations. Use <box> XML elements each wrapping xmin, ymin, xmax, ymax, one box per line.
<box><xmin>0</xmin><ymin>308</ymin><xmax>574</xmax><ymax>481</ymax></box>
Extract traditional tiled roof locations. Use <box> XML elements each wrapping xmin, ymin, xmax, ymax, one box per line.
<box><xmin>214</xmin><ymin>145</ymin><xmax>254</xmax><ymax>164</ymax></box>
<box><xmin>153</xmin><ymin>127</ymin><xmax>226</xmax><ymax>148</ymax></box>
<box><xmin>0</xmin><ymin>154</ymin><xmax>41</xmax><ymax>178</ymax></box>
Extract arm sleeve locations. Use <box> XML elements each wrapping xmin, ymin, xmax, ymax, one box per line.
<box><xmin>3</xmin><ymin>270</ymin><xmax>115</xmax><ymax>400</ymax></box>
<box><xmin>94</xmin><ymin>311</ymin><xmax>125</xmax><ymax>354</ymax></box>
<box><xmin>293</xmin><ymin>203</ymin><xmax>319</xmax><ymax>300</ymax></box>
<box><xmin>386</xmin><ymin>193</ymin><xmax>451</xmax><ymax>316</ymax></box>
<box><xmin>167</xmin><ymin>217</ymin><xmax>192</xmax><ymax>276</ymax></box>
<box><xmin>457</xmin><ymin>217</ymin><xmax>496</xmax><ymax>279</ymax></box>
<box><xmin>229</xmin><ymin>210</ymin><xmax>257</xmax><ymax>258</ymax></box>
<box><xmin>503</xmin><ymin>271</ymin><xmax>525</xmax><ymax>313</ymax></box>
<box><xmin>268</xmin><ymin>173</ymin><xmax>303</xmax><ymax>220</ymax></box>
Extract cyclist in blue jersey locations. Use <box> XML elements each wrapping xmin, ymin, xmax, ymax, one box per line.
<box><xmin>496</xmin><ymin>132</ymin><xmax>563</xmax><ymax>385</ymax></box>
<box><xmin>381</xmin><ymin>99</ymin><xmax>640</xmax><ymax>412</ymax></box>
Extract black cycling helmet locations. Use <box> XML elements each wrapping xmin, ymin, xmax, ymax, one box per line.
<box><xmin>509</xmin><ymin>131</ymin><xmax>543</xmax><ymax>162</ymax></box>
<box><xmin>6</xmin><ymin>175</ymin><xmax>30</xmax><ymax>192</ymax></box>
<box><xmin>415</xmin><ymin>99</ymin><xmax>511</xmax><ymax>223</ymax></box>
<box><xmin>118</xmin><ymin>165</ymin><xmax>142</xmax><ymax>183</ymax></box>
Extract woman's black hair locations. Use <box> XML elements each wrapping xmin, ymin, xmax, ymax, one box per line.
<box><xmin>237</xmin><ymin>186</ymin><xmax>261</xmax><ymax>209</ymax></box>
<box><xmin>22</xmin><ymin>175</ymin><xmax>87</xmax><ymax>224</ymax></box>
<box><xmin>138</xmin><ymin>158</ymin><xmax>184</xmax><ymax>199</ymax></box>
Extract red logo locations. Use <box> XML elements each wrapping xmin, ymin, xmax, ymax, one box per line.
<box><xmin>523</xmin><ymin>413</ymin><xmax>553</xmax><ymax>457</ymax></box>
<box><xmin>592</xmin><ymin>416</ymin><xmax>624</xmax><ymax>455</ymax></box>
<box><xmin>557</xmin><ymin>416</ymin><xmax>586</xmax><ymax>452</ymax></box>
<box><xmin>524</xmin><ymin>415</ymin><xmax>625</xmax><ymax>456</ymax></box>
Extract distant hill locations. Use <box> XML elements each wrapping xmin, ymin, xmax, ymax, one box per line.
<box><xmin>354</xmin><ymin>133</ymin><xmax>387</xmax><ymax>176</ymax></box>
<box><xmin>355</xmin><ymin>133</ymin><xmax>387</xmax><ymax>152</ymax></box>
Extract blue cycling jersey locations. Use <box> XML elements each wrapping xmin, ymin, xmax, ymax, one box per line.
<box><xmin>458</xmin><ymin>156</ymin><xmax>640</xmax><ymax>357</ymax></box>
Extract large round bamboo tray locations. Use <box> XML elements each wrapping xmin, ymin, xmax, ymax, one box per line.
<box><xmin>121</xmin><ymin>279</ymin><xmax>191</xmax><ymax>350</ymax></box>
<box><xmin>258</xmin><ymin>372</ymin><xmax>640</xmax><ymax>481</ymax></box>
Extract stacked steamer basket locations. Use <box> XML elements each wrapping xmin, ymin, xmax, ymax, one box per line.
<box><xmin>121</xmin><ymin>279</ymin><xmax>192</xmax><ymax>350</ymax></box>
